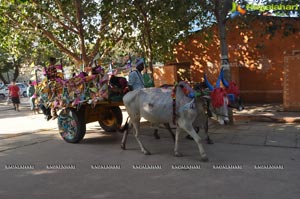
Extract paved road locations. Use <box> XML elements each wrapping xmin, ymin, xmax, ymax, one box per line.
<box><xmin>0</xmin><ymin>99</ymin><xmax>300</xmax><ymax>199</ymax></box>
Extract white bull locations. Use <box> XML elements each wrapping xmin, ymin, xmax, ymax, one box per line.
<box><xmin>121</xmin><ymin>81</ymin><xmax>209</xmax><ymax>161</ymax></box>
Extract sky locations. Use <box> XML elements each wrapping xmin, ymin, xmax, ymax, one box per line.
<box><xmin>190</xmin><ymin>0</ymin><xmax>299</xmax><ymax>32</ymax></box>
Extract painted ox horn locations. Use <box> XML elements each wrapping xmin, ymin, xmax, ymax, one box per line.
<box><xmin>204</xmin><ymin>73</ymin><xmax>214</xmax><ymax>91</ymax></box>
<box><xmin>216</xmin><ymin>70</ymin><xmax>222</xmax><ymax>88</ymax></box>
<box><xmin>220</xmin><ymin>67</ymin><xmax>229</xmax><ymax>88</ymax></box>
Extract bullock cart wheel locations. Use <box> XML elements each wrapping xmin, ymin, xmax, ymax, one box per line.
<box><xmin>58</xmin><ymin>108</ymin><xmax>86</xmax><ymax>143</ymax></box>
<box><xmin>98</xmin><ymin>106</ymin><xmax>123</xmax><ymax>132</ymax></box>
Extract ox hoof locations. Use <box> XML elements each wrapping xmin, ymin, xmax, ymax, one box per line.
<box><xmin>174</xmin><ymin>152</ymin><xmax>183</xmax><ymax>157</ymax></box>
<box><xmin>153</xmin><ymin>132</ymin><xmax>160</xmax><ymax>139</ymax></box>
<box><xmin>120</xmin><ymin>144</ymin><xmax>126</xmax><ymax>150</ymax></box>
<box><xmin>206</xmin><ymin>138</ymin><xmax>214</xmax><ymax>145</ymax></box>
<box><xmin>238</xmin><ymin>106</ymin><xmax>244</xmax><ymax>111</ymax></box>
<box><xmin>143</xmin><ymin>150</ymin><xmax>151</xmax><ymax>155</ymax></box>
<box><xmin>201</xmin><ymin>156</ymin><xmax>209</xmax><ymax>162</ymax></box>
<box><xmin>185</xmin><ymin>135</ymin><xmax>193</xmax><ymax>140</ymax></box>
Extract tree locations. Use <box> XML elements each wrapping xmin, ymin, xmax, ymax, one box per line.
<box><xmin>0</xmin><ymin>0</ymin><xmax>129</xmax><ymax>70</ymax></box>
<box><xmin>214</xmin><ymin>0</ymin><xmax>235</xmax><ymax>124</ymax></box>
<box><xmin>0</xmin><ymin>22</ymin><xmax>36</xmax><ymax>83</ymax></box>
<box><xmin>196</xmin><ymin>0</ymin><xmax>233</xmax><ymax>80</ymax></box>
<box><xmin>125</xmin><ymin>0</ymin><xmax>204</xmax><ymax>74</ymax></box>
<box><xmin>0</xmin><ymin>0</ymin><xmax>209</xmax><ymax>76</ymax></box>
<box><xmin>0</xmin><ymin>50</ymin><xmax>13</xmax><ymax>84</ymax></box>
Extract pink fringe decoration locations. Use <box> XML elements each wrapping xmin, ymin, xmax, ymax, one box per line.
<box><xmin>211</xmin><ymin>88</ymin><xmax>227</xmax><ymax>108</ymax></box>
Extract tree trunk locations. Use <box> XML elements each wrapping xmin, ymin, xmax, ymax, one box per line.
<box><xmin>218</xmin><ymin>18</ymin><xmax>231</xmax><ymax>81</ymax></box>
<box><xmin>10</xmin><ymin>58</ymin><xmax>20</xmax><ymax>82</ymax></box>
<box><xmin>135</xmin><ymin>2</ymin><xmax>154</xmax><ymax>77</ymax></box>
<box><xmin>217</xmin><ymin>0</ymin><xmax>234</xmax><ymax>124</ymax></box>
<box><xmin>0</xmin><ymin>73</ymin><xmax>8</xmax><ymax>84</ymax></box>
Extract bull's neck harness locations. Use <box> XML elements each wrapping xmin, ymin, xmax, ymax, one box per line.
<box><xmin>172</xmin><ymin>88</ymin><xmax>177</xmax><ymax>125</ymax></box>
<box><xmin>171</xmin><ymin>83</ymin><xmax>203</xmax><ymax>125</ymax></box>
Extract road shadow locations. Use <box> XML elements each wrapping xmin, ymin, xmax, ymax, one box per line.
<box><xmin>81</xmin><ymin>132</ymin><xmax>121</xmax><ymax>145</ymax></box>
<box><xmin>0</xmin><ymin>106</ymin><xmax>39</xmax><ymax>119</ymax></box>
<box><xmin>0</xmin><ymin>98</ymin><xmax>36</xmax><ymax>119</ymax></box>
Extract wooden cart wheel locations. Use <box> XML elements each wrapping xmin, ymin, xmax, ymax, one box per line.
<box><xmin>58</xmin><ymin>108</ymin><xmax>86</xmax><ymax>143</ymax></box>
<box><xmin>99</xmin><ymin>106</ymin><xmax>123</xmax><ymax>132</ymax></box>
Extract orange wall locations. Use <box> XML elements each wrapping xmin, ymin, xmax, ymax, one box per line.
<box><xmin>283</xmin><ymin>55</ymin><xmax>300</xmax><ymax>111</ymax></box>
<box><xmin>153</xmin><ymin>62</ymin><xmax>191</xmax><ymax>87</ymax></box>
<box><xmin>153</xmin><ymin>65</ymin><xmax>176</xmax><ymax>86</ymax></box>
<box><xmin>173</xmin><ymin>16</ymin><xmax>300</xmax><ymax>103</ymax></box>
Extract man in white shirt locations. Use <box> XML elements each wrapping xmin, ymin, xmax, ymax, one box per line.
<box><xmin>128</xmin><ymin>59</ymin><xmax>145</xmax><ymax>91</ymax></box>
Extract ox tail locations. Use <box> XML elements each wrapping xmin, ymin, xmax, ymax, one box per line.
<box><xmin>119</xmin><ymin>116</ymin><xmax>130</xmax><ymax>133</ymax></box>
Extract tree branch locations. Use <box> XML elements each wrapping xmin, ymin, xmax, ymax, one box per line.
<box><xmin>74</xmin><ymin>0</ymin><xmax>87</xmax><ymax>66</ymax></box>
<box><xmin>87</xmin><ymin>8</ymin><xmax>110</xmax><ymax>60</ymax></box>
<box><xmin>5</xmin><ymin>7</ymin><xmax>78</xmax><ymax>63</ymax></box>
<box><xmin>41</xmin><ymin>28</ymin><xmax>80</xmax><ymax>64</ymax></box>
<box><xmin>101</xmin><ymin>33</ymin><xmax>125</xmax><ymax>61</ymax></box>
<box><xmin>31</xmin><ymin>0</ymin><xmax>78</xmax><ymax>34</ymax></box>
<box><xmin>54</xmin><ymin>0</ymin><xmax>79</xmax><ymax>30</ymax></box>
<box><xmin>36</xmin><ymin>4</ymin><xmax>78</xmax><ymax>34</ymax></box>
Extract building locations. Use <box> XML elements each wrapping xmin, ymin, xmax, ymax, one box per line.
<box><xmin>154</xmin><ymin>16</ymin><xmax>300</xmax><ymax>109</ymax></box>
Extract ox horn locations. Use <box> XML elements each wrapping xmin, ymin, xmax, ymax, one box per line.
<box><xmin>204</xmin><ymin>74</ymin><xmax>214</xmax><ymax>91</ymax></box>
<box><xmin>220</xmin><ymin>67</ymin><xmax>229</xmax><ymax>88</ymax></box>
<box><xmin>216</xmin><ymin>69</ymin><xmax>222</xmax><ymax>88</ymax></box>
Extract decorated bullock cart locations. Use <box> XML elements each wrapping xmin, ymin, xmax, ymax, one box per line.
<box><xmin>36</xmin><ymin>65</ymin><xmax>128</xmax><ymax>143</ymax></box>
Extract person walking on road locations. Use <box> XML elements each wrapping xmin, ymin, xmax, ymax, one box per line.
<box><xmin>27</xmin><ymin>80</ymin><xmax>36</xmax><ymax>113</ymax></box>
<box><xmin>8</xmin><ymin>80</ymin><xmax>20</xmax><ymax>111</ymax></box>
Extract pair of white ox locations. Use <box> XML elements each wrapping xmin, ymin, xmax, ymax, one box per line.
<box><xmin>121</xmin><ymin>79</ymin><xmax>229</xmax><ymax>162</ymax></box>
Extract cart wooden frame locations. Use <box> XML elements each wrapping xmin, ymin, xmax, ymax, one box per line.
<box><xmin>57</xmin><ymin>101</ymin><xmax>123</xmax><ymax>143</ymax></box>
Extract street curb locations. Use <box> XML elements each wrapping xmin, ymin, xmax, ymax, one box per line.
<box><xmin>234</xmin><ymin>115</ymin><xmax>300</xmax><ymax>123</ymax></box>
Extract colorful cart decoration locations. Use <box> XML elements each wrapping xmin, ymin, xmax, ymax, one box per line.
<box><xmin>37</xmin><ymin>65</ymin><xmax>128</xmax><ymax>143</ymax></box>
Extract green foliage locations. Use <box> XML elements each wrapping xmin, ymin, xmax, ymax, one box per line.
<box><xmin>0</xmin><ymin>0</ymin><xmax>129</xmax><ymax>69</ymax></box>
<box><xmin>0</xmin><ymin>0</ymin><xmax>216</xmax><ymax>77</ymax></box>
<box><xmin>114</xmin><ymin>0</ymin><xmax>206</xmax><ymax>71</ymax></box>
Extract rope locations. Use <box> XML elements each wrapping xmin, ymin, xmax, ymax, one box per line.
<box><xmin>172</xmin><ymin>85</ymin><xmax>177</xmax><ymax>125</ymax></box>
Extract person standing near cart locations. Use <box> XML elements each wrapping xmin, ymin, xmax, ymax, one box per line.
<box><xmin>40</xmin><ymin>57</ymin><xmax>59</xmax><ymax>120</ymax></box>
<box><xmin>27</xmin><ymin>80</ymin><xmax>36</xmax><ymax>113</ymax></box>
<box><xmin>8</xmin><ymin>80</ymin><xmax>20</xmax><ymax>111</ymax></box>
